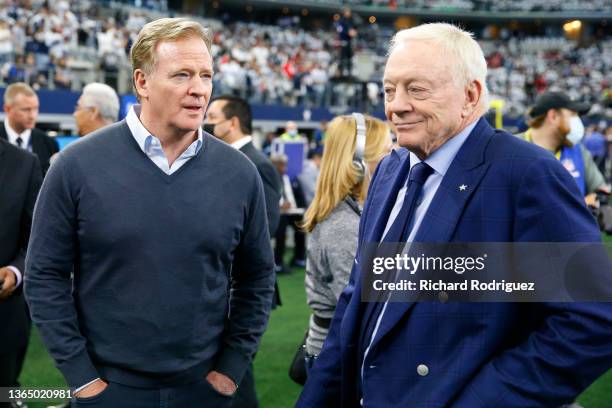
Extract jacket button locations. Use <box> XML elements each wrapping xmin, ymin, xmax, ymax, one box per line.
<box><xmin>417</xmin><ymin>364</ymin><xmax>429</xmax><ymax>376</ymax></box>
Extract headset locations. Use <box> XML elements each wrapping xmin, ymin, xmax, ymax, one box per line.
<box><xmin>352</xmin><ymin>112</ymin><xmax>367</xmax><ymax>183</ymax></box>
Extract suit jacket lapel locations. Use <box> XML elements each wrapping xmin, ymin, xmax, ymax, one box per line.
<box><xmin>0</xmin><ymin>124</ymin><xmax>8</xmax><ymax>141</ymax></box>
<box><xmin>30</xmin><ymin>131</ymin><xmax>43</xmax><ymax>155</ymax></box>
<box><xmin>240</xmin><ymin>141</ymin><xmax>255</xmax><ymax>158</ymax></box>
<box><xmin>0</xmin><ymin>140</ymin><xmax>8</xmax><ymax>193</ymax></box>
<box><xmin>371</xmin><ymin>118</ymin><xmax>495</xmax><ymax>347</ymax></box>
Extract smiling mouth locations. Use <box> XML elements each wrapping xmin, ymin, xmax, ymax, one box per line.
<box><xmin>396</xmin><ymin>121</ymin><xmax>423</xmax><ymax>128</ymax></box>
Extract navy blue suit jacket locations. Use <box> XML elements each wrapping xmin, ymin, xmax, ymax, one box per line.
<box><xmin>297</xmin><ymin>118</ymin><xmax>612</xmax><ymax>407</ymax></box>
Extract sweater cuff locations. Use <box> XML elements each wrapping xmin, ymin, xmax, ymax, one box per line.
<box><xmin>57</xmin><ymin>349</ymin><xmax>100</xmax><ymax>391</ymax></box>
<box><xmin>214</xmin><ymin>348</ymin><xmax>251</xmax><ymax>386</ymax></box>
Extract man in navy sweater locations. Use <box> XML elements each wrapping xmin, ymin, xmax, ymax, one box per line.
<box><xmin>25</xmin><ymin>18</ymin><xmax>275</xmax><ymax>407</ymax></box>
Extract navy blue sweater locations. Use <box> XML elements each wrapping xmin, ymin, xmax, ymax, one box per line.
<box><xmin>25</xmin><ymin>121</ymin><xmax>275</xmax><ymax>389</ymax></box>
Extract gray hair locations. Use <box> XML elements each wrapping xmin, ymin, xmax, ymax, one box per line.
<box><xmin>4</xmin><ymin>82</ymin><xmax>37</xmax><ymax>105</ymax></box>
<box><xmin>80</xmin><ymin>83</ymin><xmax>120</xmax><ymax>123</ymax></box>
<box><xmin>388</xmin><ymin>23</ymin><xmax>490</xmax><ymax>111</ymax></box>
<box><xmin>270</xmin><ymin>153</ymin><xmax>288</xmax><ymax>164</ymax></box>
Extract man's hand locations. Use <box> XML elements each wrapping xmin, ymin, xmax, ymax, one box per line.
<box><xmin>206</xmin><ymin>371</ymin><xmax>237</xmax><ymax>396</ymax></box>
<box><xmin>585</xmin><ymin>193</ymin><xmax>599</xmax><ymax>208</ymax></box>
<box><xmin>74</xmin><ymin>379</ymin><xmax>107</xmax><ymax>399</ymax></box>
<box><xmin>0</xmin><ymin>267</ymin><xmax>17</xmax><ymax>299</ymax></box>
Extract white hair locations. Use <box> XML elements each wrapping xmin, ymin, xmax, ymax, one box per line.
<box><xmin>80</xmin><ymin>82</ymin><xmax>120</xmax><ymax>123</ymax></box>
<box><xmin>388</xmin><ymin>23</ymin><xmax>490</xmax><ymax>111</ymax></box>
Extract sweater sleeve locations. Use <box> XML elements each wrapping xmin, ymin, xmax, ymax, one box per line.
<box><xmin>305</xmin><ymin>208</ymin><xmax>358</xmax><ymax>319</ymax></box>
<box><xmin>24</xmin><ymin>155</ymin><xmax>99</xmax><ymax>390</ymax></box>
<box><xmin>214</xmin><ymin>171</ymin><xmax>275</xmax><ymax>386</ymax></box>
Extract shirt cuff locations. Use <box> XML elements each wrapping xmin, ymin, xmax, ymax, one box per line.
<box><xmin>7</xmin><ymin>266</ymin><xmax>22</xmax><ymax>288</ymax></box>
<box><xmin>74</xmin><ymin>378</ymin><xmax>100</xmax><ymax>394</ymax></box>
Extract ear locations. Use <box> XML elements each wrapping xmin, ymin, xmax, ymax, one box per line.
<box><xmin>462</xmin><ymin>79</ymin><xmax>482</xmax><ymax>117</ymax></box>
<box><xmin>91</xmin><ymin>106</ymin><xmax>101</xmax><ymax>121</ymax></box>
<box><xmin>133</xmin><ymin>69</ymin><xmax>149</xmax><ymax>100</ymax></box>
<box><xmin>545</xmin><ymin>109</ymin><xmax>558</xmax><ymax>123</ymax></box>
<box><xmin>231</xmin><ymin>116</ymin><xmax>240</xmax><ymax>132</ymax></box>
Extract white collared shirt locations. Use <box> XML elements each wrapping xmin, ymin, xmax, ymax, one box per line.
<box><xmin>4</xmin><ymin>120</ymin><xmax>32</xmax><ymax>151</ymax></box>
<box><xmin>126</xmin><ymin>105</ymin><xmax>203</xmax><ymax>175</ymax></box>
<box><xmin>230</xmin><ymin>135</ymin><xmax>252</xmax><ymax>150</ymax></box>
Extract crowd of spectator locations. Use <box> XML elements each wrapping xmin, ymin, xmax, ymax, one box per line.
<box><xmin>484</xmin><ymin>37</ymin><xmax>611</xmax><ymax>118</ymax></box>
<box><xmin>0</xmin><ymin>0</ymin><xmax>151</xmax><ymax>92</ymax></box>
<box><xmin>0</xmin><ymin>0</ymin><xmax>610</xmax><ymax>119</ymax></box>
<box><xmin>310</xmin><ymin>0</ymin><xmax>610</xmax><ymax>12</ymax></box>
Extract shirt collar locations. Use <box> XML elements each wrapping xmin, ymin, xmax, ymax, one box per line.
<box><xmin>231</xmin><ymin>135</ymin><xmax>252</xmax><ymax>150</ymax></box>
<box><xmin>409</xmin><ymin>119</ymin><xmax>479</xmax><ymax>177</ymax></box>
<box><xmin>4</xmin><ymin>120</ymin><xmax>32</xmax><ymax>147</ymax></box>
<box><xmin>126</xmin><ymin>104</ymin><xmax>203</xmax><ymax>155</ymax></box>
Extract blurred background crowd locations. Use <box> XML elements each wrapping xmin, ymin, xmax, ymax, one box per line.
<box><xmin>1</xmin><ymin>1</ymin><xmax>611</xmax><ymax>407</ymax></box>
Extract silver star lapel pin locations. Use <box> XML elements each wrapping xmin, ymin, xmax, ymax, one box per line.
<box><xmin>459</xmin><ymin>184</ymin><xmax>467</xmax><ymax>191</ymax></box>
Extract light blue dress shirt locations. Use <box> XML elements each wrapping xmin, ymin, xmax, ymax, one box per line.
<box><xmin>126</xmin><ymin>105</ymin><xmax>203</xmax><ymax>175</ymax></box>
<box><xmin>360</xmin><ymin>120</ymin><xmax>479</xmax><ymax>386</ymax></box>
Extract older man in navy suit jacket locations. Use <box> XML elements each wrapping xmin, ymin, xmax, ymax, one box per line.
<box><xmin>297</xmin><ymin>23</ymin><xmax>612</xmax><ymax>408</ymax></box>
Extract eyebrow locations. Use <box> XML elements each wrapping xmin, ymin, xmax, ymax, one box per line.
<box><xmin>170</xmin><ymin>67</ymin><xmax>214</xmax><ymax>75</ymax></box>
<box><xmin>383</xmin><ymin>76</ymin><xmax>435</xmax><ymax>86</ymax></box>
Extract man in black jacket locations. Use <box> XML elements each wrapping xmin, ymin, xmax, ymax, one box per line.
<box><xmin>204</xmin><ymin>95</ymin><xmax>282</xmax><ymax>408</ymax></box>
<box><xmin>1</xmin><ymin>82</ymin><xmax>59</xmax><ymax>175</ymax></box>
<box><xmin>204</xmin><ymin>96</ymin><xmax>282</xmax><ymax>237</ymax></box>
<box><xmin>0</xmin><ymin>138</ymin><xmax>42</xmax><ymax>408</ymax></box>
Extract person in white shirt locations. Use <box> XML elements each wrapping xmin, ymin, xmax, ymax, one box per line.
<box><xmin>0</xmin><ymin>82</ymin><xmax>58</xmax><ymax>174</ymax></box>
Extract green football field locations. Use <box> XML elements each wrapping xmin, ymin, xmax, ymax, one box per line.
<box><xmin>20</xmin><ymin>238</ymin><xmax>612</xmax><ymax>407</ymax></box>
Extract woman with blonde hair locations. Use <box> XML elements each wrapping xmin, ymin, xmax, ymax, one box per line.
<box><xmin>302</xmin><ymin>113</ymin><xmax>392</xmax><ymax>368</ymax></box>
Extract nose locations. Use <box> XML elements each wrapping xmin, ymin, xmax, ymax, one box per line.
<box><xmin>385</xmin><ymin>88</ymin><xmax>414</xmax><ymax>120</ymax></box>
<box><xmin>189</xmin><ymin>76</ymin><xmax>210</xmax><ymax>98</ymax></box>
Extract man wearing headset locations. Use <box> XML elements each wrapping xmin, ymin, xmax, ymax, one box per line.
<box><xmin>301</xmin><ymin>113</ymin><xmax>391</xmax><ymax>379</ymax></box>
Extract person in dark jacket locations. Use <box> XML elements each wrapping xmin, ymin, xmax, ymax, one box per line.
<box><xmin>204</xmin><ymin>95</ymin><xmax>282</xmax><ymax>237</ymax></box>
<box><xmin>0</xmin><ymin>138</ymin><xmax>42</xmax><ymax>408</ymax></box>
<box><xmin>1</xmin><ymin>82</ymin><xmax>58</xmax><ymax>175</ymax></box>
